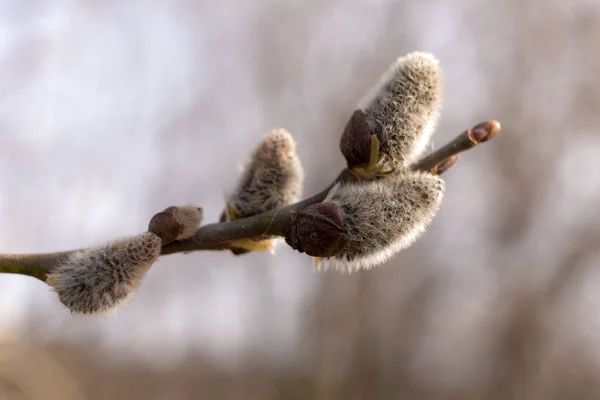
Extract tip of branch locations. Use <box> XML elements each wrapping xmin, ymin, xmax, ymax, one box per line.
<box><xmin>431</xmin><ymin>154</ymin><xmax>459</xmax><ymax>175</ymax></box>
<box><xmin>469</xmin><ymin>120</ymin><xmax>501</xmax><ymax>143</ymax></box>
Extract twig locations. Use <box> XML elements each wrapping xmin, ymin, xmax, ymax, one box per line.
<box><xmin>0</xmin><ymin>252</ymin><xmax>73</xmax><ymax>282</ymax></box>
<box><xmin>0</xmin><ymin>121</ymin><xmax>500</xmax><ymax>281</ymax></box>
<box><xmin>411</xmin><ymin>120</ymin><xmax>500</xmax><ymax>172</ymax></box>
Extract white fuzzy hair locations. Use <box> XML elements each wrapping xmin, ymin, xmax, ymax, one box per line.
<box><xmin>358</xmin><ymin>51</ymin><xmax>443</xmax><ymax>167</ymax></box>
<box><xmin>227</xmin><ymin>128</ymin><xmax>304</xmax><ymax>218</ymax></box>
<box><xmin>47</xmin><ymin>232</ymin><xmax>162</xmax><ymax>314</ymax></box>
<box><xmin>319</xmin><ymin>171</ymin><xmax>444</xmax><ymax>272</ymax></box>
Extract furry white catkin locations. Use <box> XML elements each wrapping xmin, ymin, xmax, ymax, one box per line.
<box><xmin>359</xmin><ymin>51</ymin><xmax>443</xmax><ymax>167</ymax></box>
<box><xmin>47</xmin><ymin>232</ymin><xmax>162</xmax><ymax>314</ymax></box>
<box><xmin>319</xmin><ymin>171</ymin><xmax>445</xmax><ymax>272</ymax></box>
<box><xmin>225</xmin><ymin>128</ymin><xmax>304</xmax><ymax>220</ymax></box>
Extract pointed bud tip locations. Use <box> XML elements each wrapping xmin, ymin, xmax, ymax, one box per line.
<box><xmin>259</xmin><ymin>128</ymin><xmax>296</xmax><ymax>159</ymax></box>
<box><xmin>470</xmin><ymin>120</ymin><xmax>501</xmax><ymax>143</ymax></box>
<box><xmin>404</xmin><ymin>51</ymin><xmax>440</xmax><ymax>66</ymax></box>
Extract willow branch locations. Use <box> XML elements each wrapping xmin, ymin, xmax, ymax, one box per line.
<box><xmin>0</xmin><ymin>252</ymin><xmax>73</xmax><ymax>282</ymax></box>
<box><xmin>411</xmin><ymin>120</ymin><xmax>500</xmax><ymax>172</ymax></box>
<box><xmin>0</xmin><ymin>121</ymin><xmax>500</xmax><ymax>281</ymax></box>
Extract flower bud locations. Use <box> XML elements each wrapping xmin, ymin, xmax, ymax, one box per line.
<box><xmin>226</xmin><ymin>128</ymin><xmax>304</xmax><ymax>220</ymax></box>
<box><xmin>319</xmin><ymin>171</ymin><xmax>445</xmax><ymax>272</ymax></box>
<box><xmin>223</xmin><ymin>128</ymin><xmax>304</xmax><ymax>253</ymax></box>
<box><xmin>149</xmin><ymin>205</ymin><xmax>203</xmax><ymax>245</ymax></box>
<box><xmin>47</xmin><ymin>232</ymin><xmax>162</xmax><ymax>314</ymax></box>
<box><xmin>469</xmin><ymin>120</ymin><xmax>501</xmax><ymax>143</ymax></box>
<box><xmin>286</xmin><ymin>202</ymin><xmax>349</xmax><ymax>258</ymax></box>
<box><xmin>343</xmin><ymin>52</ymin><xmax>443</xmax><ymax>175</ymax></box>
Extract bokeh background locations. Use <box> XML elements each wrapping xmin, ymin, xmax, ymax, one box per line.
<box><xmin>2</xmin><ymin>0</ymin><xmax>600</xmax><ymax>399</ymax></box>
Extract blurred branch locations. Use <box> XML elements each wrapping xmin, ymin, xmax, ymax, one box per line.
<box><xmin>0</xmin><ymin>121</ymin><xmax>500</xmax><ymax>282</ymax></box>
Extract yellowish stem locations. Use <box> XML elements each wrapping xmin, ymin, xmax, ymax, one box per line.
<box><xmin>227</xmin><ymin>238</ymin><xmax>273</xmax><ymax>252</ymax></box>
<box><xmin>0</xmin><ymin>252</ymin><xmax>71</xmax><ymax>282</ymax></box>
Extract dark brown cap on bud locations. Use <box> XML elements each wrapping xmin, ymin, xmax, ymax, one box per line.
<box><xmin>149</xmin><ymin>207</ymin><xmax>182</xmax><ymax>245</ymax></box>
<box><xmin>285</xmin><ymin>202</ymin><xmax>349</xmax><ymax>257</ymax></box>
<box><xmin>149</xmin><ymin>205</ymin><xmax>203</xmax><ymax>245</ymax></box>
<box><xmin>340</xmin><ymin>110</ymin><xmax>372</xmax><ymax>168</ymax></box>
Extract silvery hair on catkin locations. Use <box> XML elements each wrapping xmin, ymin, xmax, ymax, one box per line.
<box><xmin>358</xmin><ymin>51</ymin><xmax>443</xmax><ymax>168</ymax></box>
<box><xmin>226</xmin><ymin>128</ymin><xmax>304</xmax><ymax>219</ymax></box>
<box><xmin>47</xmin><ymin>232</ymin><xmax>162</xmax><ymax>315</ymax></box>
<box><xmin>319</xmin><ymin>170</ymin><xmax>445</xmax><ymax>272</ymax></box>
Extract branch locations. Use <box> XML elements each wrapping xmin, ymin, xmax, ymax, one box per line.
<box><xmin>160</xmin><ymin>169</ymin><xmax>356</xmax><ymax>255</ymax></box>
<box><xmin>0</xmin><ymin>121</ymin><xmax>500</xmax><ymax>281</ymax></box>
<box><xmin>411</xmin><ymin>120</ymin><xmax>501</xmax><ymax>172</ymax></box>
<box><xmin>0</xmin><ymin>252</ymin><xmax>73</xmax><ymax>282</ymax></box>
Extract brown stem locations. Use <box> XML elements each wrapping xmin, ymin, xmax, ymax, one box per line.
<box><xmin>161</xmin><ymin>169</ymin><xmax>356</xmax><ymax>255</ymax></box>
<box><xmin>0</xmin><ymin>252</ymin><xmax>73</xmax><ymax>282</ymax></box>
<box><xmin>0</xmin><ymin>121</ymin><xmax>500</xmax><ymax>280</ymax></box>
<box><xmin>411</xmin><ymin>120</ymin><xmax>500</xmax><ymax>173</ymax></box>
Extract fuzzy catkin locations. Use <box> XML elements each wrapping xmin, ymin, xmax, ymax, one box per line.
<box><xmin>173</xmin><ymin>205</ymin><xmax>203</xmax><ymax>240</ymax></box>
<box><xmin>359</xmin><ymin>51</ymin><xmax>443</xmax><ymax>167</ymax></box>
<box><xmin>320</xmin><ymin>171</ymin><xmax>444</xmax><ymax>272</ymax></box>
<box><xmin>47</xmin><ymin>232</ymin><xmax>162</xmax><ymax>314</ymax></box>
<box><xmin>226</xmin><ymin>128</ymin><xmax>304</xmax><ymax>219</ymax></box>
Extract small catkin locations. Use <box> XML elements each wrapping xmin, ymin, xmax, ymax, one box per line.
<box><xmin>46</xmin><ymin>232</ymin><xmax>162</xmax><ymax>315</ymax></box>
<box><xmin>358</xmin><ymin>51</ymin><xmax>443</xmax><ymax>168</ymax></box>
<box><xmin>226</xmin><ymin>128</ymin><xmax>304</xmax><ymax>219</ymax></box>
<box><xmin>148</xmin><ymin>205</ymin><xmax>203</xmax><ymax>245</ymax></box>
<box><xmin>171</xmin><ymin>205</ymin><xmax>203</xmax><ymax>240</ymax></box>
<box><xmin>319</xmin><ymin>171</ymin><xmax>444</xmax><ymax>272</ymax></box>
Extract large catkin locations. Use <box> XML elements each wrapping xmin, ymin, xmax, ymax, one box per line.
<box><xmin>359</xmin><ymin>52</ymin><xmax>443</xmax><ymax>167</ymax></box>
<box><xmin>47</xmin><ymin>232</ymin><xmax>162</xmax><ymax>314</ymax></box>
<box><xmin>320</xmin><ymin>171</ymin><xmax>444</xmax><ymax>272</ymax></box>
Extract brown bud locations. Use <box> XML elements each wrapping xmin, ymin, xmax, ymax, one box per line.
<box><xmin>285</xmin><ymin>202</ymin><xmax>349</xmax><ymax>257</ymax></box>
<box><xmin>469</xmin><ymin>120</ymin><xmax>501</xmax><ymax>143</ymax></box>
<box><xmin>148</xmin><ymin>207</ymin><xmax>182</xmax><ymax>245</ymax></box>
<box><xmin>148</xmin><ymin>205</ymin><xmax>203</xmax><ymax>245</ymax></box>
<box><xmin>340</xmin><ymin>110</ymin><xmax>373</xmax><ymax>168</ymax></box>
<box><xmin>431</xmin><ymin>155</ymin><xmax>459</xmax><ymax>175</ymax></box>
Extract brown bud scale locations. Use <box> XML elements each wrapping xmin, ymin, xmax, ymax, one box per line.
<box><xmin>148</xmin><ymin>208</ymin><xmax>183</xmax><ymax>245</ymax></box>
<box><xmin>340</xmin><ymin>110</ymin><xmax>373</xmax><ymax>168</ymax></box>
<box><xmin>286</xmin><ymin>202</ymin><xmax>349</xmax><ymax>257</ymax></box>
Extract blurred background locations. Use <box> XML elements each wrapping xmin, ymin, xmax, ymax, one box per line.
<box><xmin>1</xmin><ymin>0</ymin><xmax>600</xmax><ymax>398</ymax></box>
